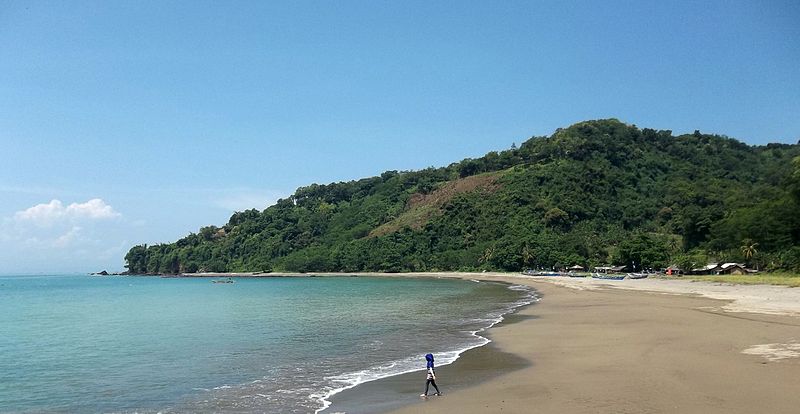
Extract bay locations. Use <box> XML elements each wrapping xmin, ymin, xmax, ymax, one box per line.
<box><xmin>0</xmin><ymin>275</ymin><xmax>534</xmax><ymax>413</ymax></box>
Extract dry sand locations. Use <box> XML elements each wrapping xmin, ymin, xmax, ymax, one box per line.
<box><xmin>373</xmin><ymin>274</ymin><xmax>800</xmax><ymax>414</ymax></box>
<box><xmin>183</xmin><ymin>271</ymin><xmax>800</xmax><ymax>413</ymax></box>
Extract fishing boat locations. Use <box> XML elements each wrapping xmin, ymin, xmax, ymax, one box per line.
<box><xmin>627</xmin><ymin>273</ymin><xmax>648</xmax><ymax>279</ymax></box>
<box><xmin>536</xmin><ymin>271</ymin><xmax>562</xmax><ymax>276</ymax></box>
<box><xmin>212</xmin><ymin>278</ymin><xmax>235</xmax><ymax>284</ymax></box>
<box><xmin>522</xmin><ymin>270</ymin><xmax>561</xmax><ymax>276</ymax></box>
<box><xmin>592</xmin><ymin>272</ymin><xmax>626</xmax><ymax>280</ymax></box>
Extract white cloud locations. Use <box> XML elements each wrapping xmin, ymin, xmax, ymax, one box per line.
<box><xmin>0</xmin><ymin>198</ymin><xmax>165</xmax><ymax>273</ymax></box>
<box><xmin>53</xmin><ymin>226</ymin><xmax>82</xmax><ymax>248</ymax></box>
<box><xmin>14</xmin><ymin>198</ymin><xmax>120</xmax><ymax>226</ymax></box>
<box><xmin>1</xmin><ymin>198</ymin><xmax>123</xmax><ymax>258</ymax></box>
<box><xmin>67</xmin><ymin>198</ymin><xmax>120</xmax><ymax>219</ymax></box>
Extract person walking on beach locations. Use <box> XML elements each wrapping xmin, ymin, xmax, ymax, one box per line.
<box><xmin>421</xmin><ymin>353</ymin><xmax>442</xmax><ymax>397</ymax></box>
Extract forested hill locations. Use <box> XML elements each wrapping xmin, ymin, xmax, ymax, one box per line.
<box><xmin>125</xmin><ymin>119</ymin><xmax>800</xmax><ymax>274</ymax></box>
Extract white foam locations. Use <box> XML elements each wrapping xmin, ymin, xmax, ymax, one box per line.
<box><xmin>192</xmin><ymin>282</ymin><xmax>541</xmax><ymax>414</ymax></box>
<box><xmin>310</xmin><ymin>344</ymin><xmax>481</xmax><ymax>413</ymax></box>
<box><xmin>313</xmin><ymin>283</ymin><xmax>539</xmax><ymax>413</ymax></box>
<box><xmin>742</xmin><ymin>341</ymin><xmax>800</xmax><ymax>361</ymax></box>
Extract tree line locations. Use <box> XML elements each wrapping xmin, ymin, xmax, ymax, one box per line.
<box><xmin>125</xmin><ymin>119</ymin><xmax>800</xmax><ymax>274</ymax></box>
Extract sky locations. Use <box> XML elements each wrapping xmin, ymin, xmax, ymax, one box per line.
<box><xmin>1</xmin><ymin>0</ymin><xmax>798</xmax><ymax>273</ymax></box>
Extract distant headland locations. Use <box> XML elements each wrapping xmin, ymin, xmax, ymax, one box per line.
<box><xmin>122</xmin><ymin>119</ymin><xmax>800</xmax><ymax>277</ymax></box>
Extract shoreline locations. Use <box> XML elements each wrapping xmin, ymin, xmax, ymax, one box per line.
<box><xmin>314</xmin><ymin>276</ymin><xmax>539</xmax><ymax>413</ymax></box>
<box><xmin>122</xmin><ymin>271</ymin><xmax>800</xmax><ymax>412</ymax></box>
<box><xmin>327</xmin><ymin>318</ymin><xmax>532</xmax><ymax>414</ymax></box>
<box><xmin>368</xmin><ymin>274</ymin><xmax>800</xmax><ymax>414</ymax></box>
<box><xmin>172</xmin><ymin>271</ymin><xmax>800</xmax><ymax>317</ymax></box>
<box><xmin>166</xmin><ymin>271</ymin><xmax>800</xmax><ymax>317</ymax></box>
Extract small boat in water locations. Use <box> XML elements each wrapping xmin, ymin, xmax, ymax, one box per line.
<box><xmin>212</xmin><ymin>278</ymin><xmax>235</xmax><ymax>284</ymax></box>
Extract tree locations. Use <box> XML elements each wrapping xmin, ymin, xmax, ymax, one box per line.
<box><xmin>617</xmin><ymin>233</ymin><xmax>669</xmax><ymax>269</ymax></box>
<box><xmin>122</xmin><ymin>120</ymin><xmax>800</xmax><ymax>275</ymax></box>
<box><xmin>521</xmin><ymin>243</ymin><xmax>534</xmax><ymax>268</ymax></box>
<box><xmin>124</xmin><ymin>244</ymin><xmax>148</xmax><ymax>273</ymax></box>
<box><xmin>791</xmin><ymin>156</ymin><xmax>800</xmax><ymax>202</ymax></box>
<box><xmin>458</xmin><ymin>160</ymin><xmax>481</xmax><ymax>178</ymax></box>
<box><xmin>667</xmin><ymin>237</ymin><xmax>680</xmax><ymax>262</ymax></box>
<box><xmin>740</xmin><ymin>238</ymin><xmax>759</xmax><ymax>268</ymax></box>
<box><xmin>674</xmin><ymin>250</ymin><xmax>708</xmax><ymax>274</ymax></box>
<box><xmin>543</xmin><ymin>208</ymin><xmax>569</xmax><ymax>228</ymax></box>
<box><xmin>479</xmin><ymin>245</ymin><xmax>496</xmax><ymax>265</ymax></box>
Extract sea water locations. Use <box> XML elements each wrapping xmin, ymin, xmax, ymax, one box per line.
<box><xmin>0</xmin><ymin>274</ymin><xmax>535</xmax><ymax>413</ymax></box>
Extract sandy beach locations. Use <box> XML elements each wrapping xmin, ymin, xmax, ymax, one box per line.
<box><xmin>328</xmin><ymin>273</ymin><xmax>800</xmax><ymax>414</ymax></box>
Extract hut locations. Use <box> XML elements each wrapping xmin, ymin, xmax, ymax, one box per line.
<box><xmin>567</xmin><ymin>264</ymin><xmax>585</xmax><ymax>272</ymax></box>
<box><xmin>690</xmin><ymin>263</ymin><xmax>720</xmax><ymax>275</ymax></box>
<box><xmin>716</xmin><ymin>263</ymin><xmax>747</xmax><ymax>275</ymax></box>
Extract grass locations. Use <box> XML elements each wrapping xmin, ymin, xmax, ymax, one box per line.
<box><xmin>682</xmin><ymin>272</ymin><xmax>800</xmax><ymax>287</ymax></box>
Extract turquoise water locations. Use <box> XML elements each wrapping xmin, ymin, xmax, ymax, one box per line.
<box><xmin>0</xmin><ymin>274</ymin><xmax>535</xmax><ymax>413</ymax></box>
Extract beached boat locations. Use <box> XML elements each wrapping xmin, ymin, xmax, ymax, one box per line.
<box><xmin>522</xmin><ymin>270</ymin><xmax>561</xmax><ymax>276</ymax></box>
<box><xmin>592</xmin><ymin>273</ymin><xmax>626</xmax><ymax>280</ymax></box>
<box><xmin>537</xmin><ymin>271</ymin><xmax>562</xmax><ymax>276</ymax></box>
<box><xmin>627</xmin><ymin>273</ymin><xmax>648</xmax><ymax>279</ymax></box>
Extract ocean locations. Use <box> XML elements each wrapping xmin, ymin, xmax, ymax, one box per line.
<box><xmin>0</xmin><ymin>274</ymin><xmax>536</xmax><ymax>413</ymax></box>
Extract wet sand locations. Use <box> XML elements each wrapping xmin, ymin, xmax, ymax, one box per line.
<box><xmin>329</xmin><ymin>274</ymin><xmax>800</xmax><ymax>414</ymax></box>
<box><xmin>328</xmin><ymin>340</ymin><xmax>529</xmax><ymax>414</ymax></box>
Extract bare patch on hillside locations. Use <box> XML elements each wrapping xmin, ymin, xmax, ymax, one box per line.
<box><xmin>369</xmin><ymin>172</ymin><xmax>503</xmax><ymax>237</ymax></box>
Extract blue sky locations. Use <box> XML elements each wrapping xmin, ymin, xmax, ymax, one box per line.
<box><xmin>1</xmin><ymin>1</ymin><xmax>798</xmax><ymax>273</ymax></box>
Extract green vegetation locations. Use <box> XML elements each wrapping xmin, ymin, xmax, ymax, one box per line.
<box><xmin>683</xmin><ymin>273</ymin><xmax>800</xmax><ymax>288</ymax></box>
<box><xmin>124</xmin><ymin>119</ymin><xmax>800</xmax><ymax>275</ymax></box>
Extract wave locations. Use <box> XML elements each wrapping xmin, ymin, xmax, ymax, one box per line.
<box><xmin>313</xmin><ymin>283</ymin><xmax>538</xmax><ymax>413</ymax></box>
<box><xmin>172</xmin><ymin>281</ymin><xmax>540</xmax><ymax>414</ymax></box>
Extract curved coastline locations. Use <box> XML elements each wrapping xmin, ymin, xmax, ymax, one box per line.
<box><xmin>313</xmin><ymin>277</ymin><xmax>539</xmax><ymax>414</ymax></box>
<box><xmin>381</xmin><ymin>273</ymin><xmax>800</xmax><ymax>414</ymax></box>
<box><xmin>116</xmin><ymin>272</ymin><xmax>535</xmax><ymax>413</ymax></box>
<box><xmin>119</xmin><ymin>271</ymin><xmax>800</xmax><ymax>413</ymax></box>
<box><xmin>323</xmin><ymin>295</ymin><xmax>537</xmax><ymax>414</ymax></box>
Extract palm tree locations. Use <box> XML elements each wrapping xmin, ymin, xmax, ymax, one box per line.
<box><xmin>668</xmin><ymin>238</ymin><xmax>679</xmax><ymax>252</ymax></box>
<box><xmin>480</xmin><ymin>245</ymin><xmax>496</xmax><ymax>264</ymax></box>
<box><xmin>667</xmin><ymin>237</ymin><xmax>680</xmax><ymax>264</ymax></box>
<box><xmin>463</xmin><ymin>232</ymin><xmax>475</xmax><ymax>247</ymax></box>
<box><xmin>740</xmin><ymin>239</ymin><xmax>759</xmax><ymax>269</ymax></box>
<box><xmin>521</xmin><ymin>243</ymin><xmax>533</xmax><ymax>268</ymax></box>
